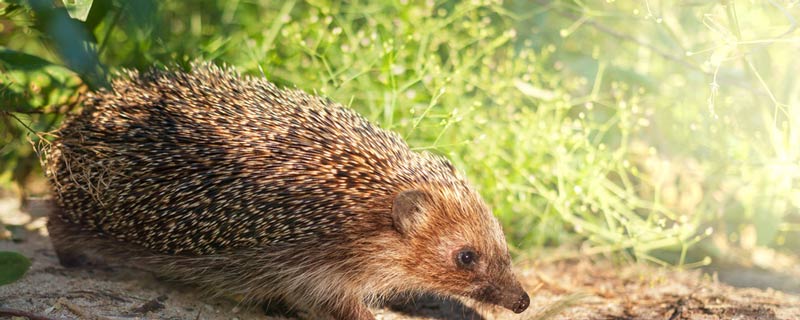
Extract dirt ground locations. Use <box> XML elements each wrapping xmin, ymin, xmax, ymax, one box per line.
<box><xmin>1</xmin><ymin>198</ymin><xmax>799</xmax><ymax>320</ymax></box>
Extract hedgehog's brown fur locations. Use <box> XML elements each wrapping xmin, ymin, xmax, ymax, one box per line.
<box><xmin>45</xmin><ymin>63</ymin><xmax>529</xmax><ymax>319</ymax></box>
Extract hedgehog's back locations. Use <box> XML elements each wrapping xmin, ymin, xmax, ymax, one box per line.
<box><xmin>48</xmin><ymin>65</ymin><xmax>422</xmax><ymax>255</ymax></box>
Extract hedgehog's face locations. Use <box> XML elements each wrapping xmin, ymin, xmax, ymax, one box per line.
<box><xmin>391</xmin><ymin>188</ymin><xmax>530</xmax><ymax>314</ymax></box>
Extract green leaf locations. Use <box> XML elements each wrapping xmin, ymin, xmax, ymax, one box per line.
<box><xmin>0</xmin><ymin>47</ymin><xmax>82</xmax><ymax>112</ymax></box>
<box><xmin>0</xmin><ymin>47</ymin><xmax>61</xmax><ymax>70</ymax></box>
<box><xmin>63</xmin><ymin>0</ymin><xmax>94</xmax><ymax>21</ymax></box>
<box><xmin>0</xmin><ymin>251</ymin><xmax>31</xmax><ymax>285</ymax></box>
<box><xmin>26</xmin><ymin>0</ymin><xmax>107</xmax><ymax>89</ymax></box>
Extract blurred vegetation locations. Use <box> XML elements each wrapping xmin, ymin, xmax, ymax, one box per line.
<box><xmin>0</xmin><ymin>250</ymin><xmax>30</xmax><ymax>285</ymax></box>
<box><xmin>1</xmin><ymin>0</ymin><xmax>798</xmax><ymax>268</ymax></box>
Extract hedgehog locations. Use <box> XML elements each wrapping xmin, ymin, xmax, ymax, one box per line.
<box><xmin>45</xmin><ymin>63</ymin><xmax>530</xmax><ymax>319</ymax></box>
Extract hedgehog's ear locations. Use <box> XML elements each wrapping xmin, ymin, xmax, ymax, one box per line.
<box><xmin>391</xmin><ymin>190</ymin><xmax>427</xmax><ymax>236</ymax></box>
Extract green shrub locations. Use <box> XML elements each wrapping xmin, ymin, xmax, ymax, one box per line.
<box><xmin>1</xmin><ymin>0</ymin><xmax>797</xmax><ymax>266</ymax></box>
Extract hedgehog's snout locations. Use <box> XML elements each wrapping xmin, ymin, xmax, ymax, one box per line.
<box><xmin>472</xmin><ymin>271</ymin><xmax>530</xmax><ymax>313</ymax></box>
<box><xmin>495</xmin><ymin>283</ymin><xmax>529</xmax><ymax>313</ymax></box>
<box><xmin>510</xmin><ymin>291</ymin><xmax>530</xmax><ymax>313</ymax></box>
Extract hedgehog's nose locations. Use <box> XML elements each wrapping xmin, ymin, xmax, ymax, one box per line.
<box><xmin>512</xmin><ymin>292</ymin><xmax>530</xmax><ymax>313</ymax></box>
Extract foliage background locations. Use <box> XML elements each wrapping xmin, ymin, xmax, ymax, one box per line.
<box><xmin>1</xmin><ymin>0</ymin><xmax>798</xmax><ymax>269</ymax></box>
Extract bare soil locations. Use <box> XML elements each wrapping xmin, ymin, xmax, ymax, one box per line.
<box><xmin>1</xmin><ymin>198</ymin><xmax>799</xmax><ymax>320</ymax></box>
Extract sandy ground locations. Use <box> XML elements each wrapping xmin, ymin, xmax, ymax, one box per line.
<box><xmin>1</xmin><ymin>198</ymin><xmax>799</xmax><ymax>320</ymax></box>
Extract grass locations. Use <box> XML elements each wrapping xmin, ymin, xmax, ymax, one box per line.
<box><xmin>1</xmin><ymin>0</ymin><xmax>798</xmax><ymax>268</ymax></box>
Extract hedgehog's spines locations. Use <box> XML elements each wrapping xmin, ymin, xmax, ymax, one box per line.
<box><xmin>48</xmin><ymin>63</ymin><xmax>465</xmax><ymax>255</ymax></box>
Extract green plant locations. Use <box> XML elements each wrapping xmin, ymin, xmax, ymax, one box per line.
<box><xmin>0</xmin><ymin>251</ymin><xmax>31</xmax><ymax>285</ymax></box>
<box><xmin>1</xmin><ymin>0</ymin><xmax>797</xmax><ymax>267</ymax></box>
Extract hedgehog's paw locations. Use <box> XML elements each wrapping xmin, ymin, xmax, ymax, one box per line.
<box><xmin>53</xmin><ymin>246</ymin><xmax>90</xmax><ymax>268</ymax></box>
<box><xmin>46</xmin><ymin>208</ymin><xmax>92</xmax><ymax>268</ymax></box>
<box><xmin>313</xmin><ymin>297</ymin><xmax>375</xmax><ymax>320</ymax></box>
<box><xmin>261</xmin><ymin>297</ymin><xmax>301</xmax><ymax>319</ymax></box>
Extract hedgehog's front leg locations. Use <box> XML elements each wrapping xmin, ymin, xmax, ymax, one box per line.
<box><xmin>319</xmin><ymin>297</ymin><xmax>374</xmax><ymax>320</ymax></box>
<box><xmin>47</xmin><ymin>207</ymin><xmax>91</xmax><ymax>268</ymax></box>
<box><xmin>289</xmin><ymin>292</ymin><xmax>373</xmax><ymax>320</ymax></box>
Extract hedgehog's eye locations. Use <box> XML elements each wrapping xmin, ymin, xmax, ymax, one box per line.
<box><xmin>455</xmin><ymin>248</ymin><xmax>478</xmax><ymax>268</ymax></box>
